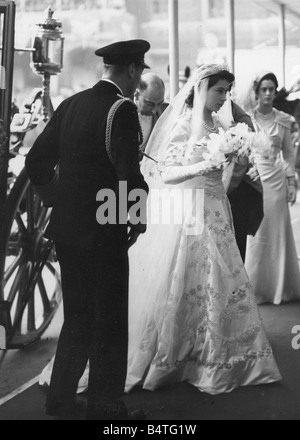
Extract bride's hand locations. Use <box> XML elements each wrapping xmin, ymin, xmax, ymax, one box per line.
<box><xmin>127</xmin><ymin>223</ymin><xmax>143</xmax><ymax>249</ymax></box>
<box><xmin>194</xmin><ymin>161</ymin><xmax>220</xmax><ymax>176</ymax></box>
<box><xmin>225</xmin><ymin>152</ymin><xmax>237</xmax><ymax>162</ymax></box>
<box><xmin>287</xmin><ymin>180</ymin><xmax>297</xmax><ymax>206</ymax></box>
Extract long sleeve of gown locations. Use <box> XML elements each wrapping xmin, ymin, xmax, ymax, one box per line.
<box><xmin>282</xmin><ymin>127</ymin><xmax>296</xmax><ymax>177</ymax></box>
<box><xmin>161</xmin><ymin>113</ymin><xmax>208</xmax><ymax>185</ymax></box>
<box><xmin>163</xmin><ymin>162</ymin><xmax>209</xmax><ymax>184</ymax></box>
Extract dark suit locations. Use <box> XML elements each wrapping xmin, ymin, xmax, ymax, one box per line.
<box><xmin>25</xmin><ymin>80</ymin><xmax>148</xmax><ymax>419</ymax></box>
<box><xmin>227</xmin><ymin>102</ymin><xmax>264</xmax><ymax>262</ymax></box>
<box><xmin>138</xmin><ymin>102</ymin><xmax>169</xmax><ymax>160</ymax></box>
<box><xmin>151</xmin><ymin>102</ymin><xmax>169</xmax><ymax>131</ymax></box>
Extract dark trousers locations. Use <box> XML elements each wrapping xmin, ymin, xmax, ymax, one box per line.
<box><xmin>228</xmin><ymin>194</ymin><xmax>248</xmax><ymax>262</ymax></box>
<box><xmin>228</xmin><ymin>181</ymin><xmax>264</xmax><ymax>263</ymax></box>
<box><xmin>46</xmin><ymin>242</ymin><xmax>129</xmax><ymax>416</ymax></box>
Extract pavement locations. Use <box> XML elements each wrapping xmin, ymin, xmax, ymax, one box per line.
<box><xmin>0</xmin><ymin>202</ymin><xmax>300</xmax><ymax>421</ymax></box>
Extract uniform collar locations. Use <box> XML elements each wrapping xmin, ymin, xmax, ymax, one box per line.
<box><xmin>100</xmin><ymin>79</ymin><xmax>124</xmax><ymax>96</ymax></box>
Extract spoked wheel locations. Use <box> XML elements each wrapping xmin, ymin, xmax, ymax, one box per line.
<box><xmin>0</xmin><ymin>167</ymin><xmax>62</xmax><ymax>349</ymax></box>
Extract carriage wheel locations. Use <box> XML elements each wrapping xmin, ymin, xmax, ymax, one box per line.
<box><xmin>0</xmin><ymin>167</ymin><xmax>62</xmax><ymax>349</ymax></box>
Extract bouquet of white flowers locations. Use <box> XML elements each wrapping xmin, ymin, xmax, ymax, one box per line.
<box><xmin>193</xmin><ymin>122</ymin><xmax>272</xmax><ymax>190</ymax></box>
<box><xmin>196</xmin><ymin>122</ymin><xmax>271</xmax><ymax>171</ymax></box>
<box><xmin>145</xmin><ymin>122</ymin><xmax>271</xmax><ymax>183</ymax></box>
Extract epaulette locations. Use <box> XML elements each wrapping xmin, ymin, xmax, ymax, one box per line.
<box><xmin>106</xmin><ymin>97</ymin><xmax>142</xmax><ymax>166</ymax></box>
<box><xmin>116</xmin><ymin>94</ymin><xmax>137</xmax><ymax>109</ymax></box>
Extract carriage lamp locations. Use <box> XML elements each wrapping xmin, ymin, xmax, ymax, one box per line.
<box><xmin>31</xmin><ymin>7</ymin><xmax>64</xmax><ymax>121</ymax></box>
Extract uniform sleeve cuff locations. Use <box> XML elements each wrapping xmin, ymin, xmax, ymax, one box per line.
<box><xmin>34</xmin><ymin>173</ymin><xmax>59</xmax><ymax>207</ymax></box>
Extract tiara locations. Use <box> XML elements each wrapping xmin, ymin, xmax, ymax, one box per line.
<box><xmin>196</xmin><ymin>63</ymin><xmax>231</xmax><ymax>82</ymax></box>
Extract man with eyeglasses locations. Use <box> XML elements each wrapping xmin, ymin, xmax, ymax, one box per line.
<box><xmin>134</xmin><ymin>72</ymin><xmax>168</xmax><ymax>159</ymax></box>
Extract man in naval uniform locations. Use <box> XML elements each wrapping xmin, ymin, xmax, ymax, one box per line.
<box><xmin>25</xmin><ymin>39</ymin><xmax>150</xmax><ymax>420</ymax></box>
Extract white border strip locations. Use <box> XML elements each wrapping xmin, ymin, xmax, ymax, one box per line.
<box><xmin>0</xmin><ymin>375</ymin><xmax>40</xmax><ymax>407</ymax></box>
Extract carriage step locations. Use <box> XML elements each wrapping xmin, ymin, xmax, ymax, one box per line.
<box><xmin>0</xmin><ymin>301</ymin><xmax>12</xmax><ymax>334</ymax></box>
<box><xmin>0</xmin><ymin>301</ymin><xmax>41</xmax><ymax>349</ymax></box>
<box><xmin>6</xmin><ymin>333</ymin><xmax>41</xmax><ymax>350</ymax></box>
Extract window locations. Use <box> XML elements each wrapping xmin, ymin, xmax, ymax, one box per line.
<box><xmin>153</xmin><ymin>0</ymin><xmax>168</xmax><ymax>16</ymax></box>
<box><xmin>153</xmin><ymin>0</ymin><xmax>160</xmax><ymax>14</ymax></box>
<box><xmin>209</xmin><ymin>0</ymin><xmax>224</xmax><ymax>18</ymax></box>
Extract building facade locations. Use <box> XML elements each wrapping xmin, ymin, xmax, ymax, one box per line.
<box><xmin>125</xmin><ymin>0</ymin><xmax>300</xmax><ymax>87</ymax></box>
<box><xmin>10</xmin><ymin>0</ymin><xmax>300</xmax><ymax>105</ymax></box>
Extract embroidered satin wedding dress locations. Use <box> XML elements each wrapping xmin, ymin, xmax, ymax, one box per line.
<box><xmin>125</xmin><ymin>65</ymin><xmax>281</xmax><ymax>395</ymax></box>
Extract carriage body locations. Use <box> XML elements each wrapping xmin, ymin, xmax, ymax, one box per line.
<box><xmin>0</xmin><ymin>2</ymin><xmax>62</xmax><ymax>349</ymax></box>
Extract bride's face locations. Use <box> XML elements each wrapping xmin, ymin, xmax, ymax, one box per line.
<box><xmin>205</xmin><ymin>79</ymin><xmax>231</xmax><ymax>113</ymax></box>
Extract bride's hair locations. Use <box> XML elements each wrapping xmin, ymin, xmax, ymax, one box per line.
<box><xmin>185</xmin><ymin>71</ymin><xmax>235</xmax><ymax>108</ymax></box>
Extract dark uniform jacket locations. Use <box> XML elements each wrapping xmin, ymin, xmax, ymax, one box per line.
<box><xmin>138</xmin><ymin>102</ymin><xmax>169</xmax><ymax>160</ymax></box>
<box><xmin>25</xmin><ymin>80</ymin><xmax>149</xmax><ymax>249</ymax></box>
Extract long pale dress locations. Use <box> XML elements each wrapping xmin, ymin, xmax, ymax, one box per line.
<box><xmin>245</xmin><ymin>109</ymin><xmax>300</xmax><ymax>305</ymax></box>
<box><xmin>125</xmin><ymin>112</ymin><xmax>282</xmax><ymax>395</ymax></box>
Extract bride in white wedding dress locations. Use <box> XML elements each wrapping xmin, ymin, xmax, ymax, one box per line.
<box><xmin>125</xmin><ymin>63</ymin><xmax>281</xmax><ymax>395</ymax></box>
<box><xmin>40</xmin><ymin>63</ymin><xmax>281</xmax><ymax>397</ymax></box>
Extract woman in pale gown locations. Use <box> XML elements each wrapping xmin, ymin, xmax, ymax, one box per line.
<box><xmin>125</xmin><ymin>64</ymin><xmax>281</xmax><ymax>395</ymax></box>
<box><xmin>244</xmin><ymin>72</ymin><xmax>300</xmax><ymax>305</ymax></box>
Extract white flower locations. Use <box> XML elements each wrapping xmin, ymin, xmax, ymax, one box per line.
<box><xmin>193</xmin><ymin>122</ymin><xmax>268</xmax><ymax>176</ymax></box>
<box><xmin>219</xmin><ymin>139</ymin><xmax>235</xmax><ymax>154</ymax></box>
<box><xmin>203</xmin><ymin>151</ymin><xmax>226</xmax><ymax>168</ymax></box>
<box><xmin>247</xmin><ymin>165</ymin><xmax>260</xmax><ymax>181</ymax></box>
<box><xmin>229</xmin><ymin>123</ymin><xmax>250</xmax><ymax>139</ymax></box>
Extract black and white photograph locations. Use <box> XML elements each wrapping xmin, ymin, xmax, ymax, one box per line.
<box><xmin>0</xmin><ymin>0</ymin><xmax>300</xmax><ymax>423</ymax></box>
